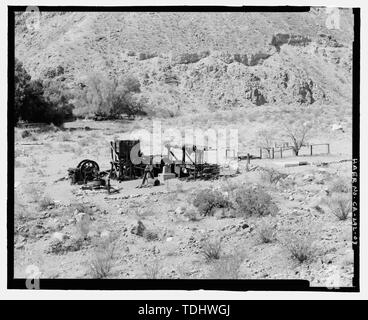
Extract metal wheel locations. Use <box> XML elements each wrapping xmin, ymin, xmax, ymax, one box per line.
<box><xmin>77</xmin><ymin>159</ymin><xmax>99</xmax><ymax>182</ymax></box>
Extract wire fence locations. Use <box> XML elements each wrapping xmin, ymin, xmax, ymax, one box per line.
<box><xmin>259</xmin><ymin>143</ymin><xmax>330</xmax><ymax>159</ymax></box>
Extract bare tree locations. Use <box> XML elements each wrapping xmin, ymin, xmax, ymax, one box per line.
<box><xmin>284</xmin><ymin>122</ymin><xmax>311</xmax><ymax>156</ymax></box>
<box><xmin>256</xmin><ymin>129</ymin><xmax>276</xmax><ymax>158</ymax></box>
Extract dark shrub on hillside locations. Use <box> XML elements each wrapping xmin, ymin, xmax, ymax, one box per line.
<box><xmin>14</xmin><ymin>58</ymin><xmax>73</xmax><ymax>126</ymax></box>
<box><xmin>43</xmin><ymin>65</ymin><xmax>65</xmax><ymax>79</ymax></box>
<box><xmin>14</xmin><ymin>58</ymin><xmax>31</xmax><ymax>122</ymax></box>
<box><xmin>193</xmin><ymin>188</ymin><xmax>231</xmax><ymax>216</ymax></box>
<box><xmin>21</xmin><ymin>130</ymin><xmax>32</xmax><ymax>138</ymax></box>
<box><xmin>43</xmin><ymin>79</ymin><xmax>74</xmax><ymax>123</ymax></box>
<box><xmin>234</xmin><ymin>185</ymin><xmax>278</xmax><ymax>217</ymax></box>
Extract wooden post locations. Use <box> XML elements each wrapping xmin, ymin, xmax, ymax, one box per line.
<box><xmin>327</xmin><ymin>144</ymin><xmax>330</xmax><ymax>154</ymax></box>
<box><xmin>260</xmin><ymin>148</ymin><xmax>262</xmax><ymax>159</ymax></box>
<box><xmin>310</xmin><ymin>145</ymin><xmax>313</xmax><ymax>156</ymax></box>
<box><xmin>107</xmin><ymin>177</ymin><xmax>111</xmax><ymax>194</ymax></box>
<box><xmin>271</xmin><ymin>147</ymin><xmax>275</xmax><ymax>159</ymax></box>
<box><xmin>194</xmin><ymin>153</ymin><xmax>197</xmax><ymax>179</ymax></box>
<box><xmin>280</xmin><ymin>147</ymin><xmax>283</xmax><ymax>158</ymax></box>
<box><xmin>246</xmin><ymin>153</ymin><xmax>250</xmax><ymax>171</ymax></box>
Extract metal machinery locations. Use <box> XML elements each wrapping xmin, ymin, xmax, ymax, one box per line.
<box><xmin>109</xmin><ymin>139</ymin><xmax>164</xmax><ymax>181</ymax></box>
<box><xmin>165</xmin><ymin>143</ymin><xmax>220</xmax><ymax>180</ymax></box>
<box><xmin>67</xmin><ymin>159</ymin><xmax>110</xmax><ymax>190</ymax></box>
<box><xmin>108</xmin><ymin>140</ymin><xmax>220</xmax><ymax>182</ymax></box>
<box><xmin>68</xmin><ymin>159</ymin><xmax>100</xmax><ymax>184</ymax></box>
<box><xmin>68</xmin><ymin>140</ymin><xmax>222</xmax><ymax>188</ymax></box>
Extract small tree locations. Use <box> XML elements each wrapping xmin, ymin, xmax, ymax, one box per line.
<box><xmin>284</xmin><ymin>122</ymin><xmax>311</xmax><ymax>156</ymax></box>
<box><xmin>73</xmin><ymin>73</ymin><xmax>144</xmax><ymax>119</ymax></box>
<box><xmin>256</xmin><ymin>129</ymin><xmax>276</xmax><ymax>158</ymax></box>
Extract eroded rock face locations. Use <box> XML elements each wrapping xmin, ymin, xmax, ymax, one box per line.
<box><xmin>248</xmin><ymin>87</ymin><xmax>267</xmax><ymax>106</ymax></box>
<box><xmin>138</xmin><ymin>52</ymin><xmax>158</xmax><ymax>60</ymax></box>
<box><xmin>243</xmin><ymin>73</ymin><xmax>267</xmax><ymax>106</ymax></box>
<box><xmin>171</xmin><ymin>50</ymin><xmax>274</xmax><ymax>67</ymax></box>
<box><xmin>213</xmin><ymin>51</ymin><xmax>273</xmax><ymax>66</ymax></box>
<box><xmin>277</xmin><ymin>70</ymin><xmax>289</xmax><ymax>89</ymax></box>
<box><xmin>271</xmin><ymin>33</ymin><xmax>312</xmax><ymax>49</ymax></box>
<box><xmin>15</xmin><ymin>11</ymin><xmax>352</xmax><ymax>113</ymax></box>
<box><xmin>214</xmin><ymin>52</ymin><xmax>236</xmax><ymax>64</ymax></box>
<box><xmin>294</xmin><ymin>79</ymin><xmax>315</xmax><ymax>104</ymax></box>
<box><xmin>317</xmin><ymin>34</ymin><xmax>344</xmax><ymax>48</ymax></box>
<box><xmin>233</xmin><ymin>54</ymin><xmax>249</xmax><ymax>65</ymax></box>
<box><xmin>172</xmin><ymin>51</ymin><xmax>210</xmax><ymax>64</ymax></box>
<box><xmin>248</xmin><ymin>52</ymin><xmax>272</xmax><ymax>66</ymax></box>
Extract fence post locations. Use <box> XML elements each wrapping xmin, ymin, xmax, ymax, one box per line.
<box><xmin>246</xmin><ymin>153</ymin><xmax>250</xmax><ymax>172</ymax></box>
<box><xmin>271</xmin><ymin>147</ymin><xmax>275</xmax><ymax>159</ymax></box>
<box><xmin>280</xmin><ymin>147</ymin><xmax>283</xmax><ymax>158</ymax></box>
<box><xmin>327</xmin><ymin>144</ymin><xmax>330</xmax><ymax>154</ymax></box>
<box><xmin>260</xmin><ymin>148</ymin><xmax>262</xmax><ymax>159</ymax></box>
<box><xmin>310</xmin><ymin>145</ymin><xmax>313</xmax><ymax>156</ymax></box>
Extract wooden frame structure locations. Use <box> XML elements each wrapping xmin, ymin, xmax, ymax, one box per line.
<box><xmin>110</xmin><ymin>140</ymin><xmax>149</xmax><ymax>181</ymax></box>
<box><xmin>109</xmin><ymin>140</ymin><xmax>222</xmax><ymax>182</ymax></box>
<box><xmin>165</xmin><ymin>144</ymin><xmax>220</xmax><ymax>179</ymax></box>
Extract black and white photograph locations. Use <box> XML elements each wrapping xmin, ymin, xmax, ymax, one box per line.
<box><xmin>4</xmin><ymin>1</ymin><xmax>363</xmax><ymax>296</ymax></box>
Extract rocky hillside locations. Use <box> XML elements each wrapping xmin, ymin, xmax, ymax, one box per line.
<box><xmin>15</xmin><ymin>9</ymin><xmax>354</xmax><ymax>115</ymax></box>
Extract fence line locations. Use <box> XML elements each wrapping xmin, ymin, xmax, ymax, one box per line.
<box><xmin>259</xmin><ymin>143</ymin><xmax>330</xmax><ymax>159</ymax></box>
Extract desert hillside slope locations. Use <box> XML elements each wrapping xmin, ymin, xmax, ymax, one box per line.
<box><xmin>15</xmin><ymin>9</ymin><xmax>354</xmax><ymax>114</ymax></box>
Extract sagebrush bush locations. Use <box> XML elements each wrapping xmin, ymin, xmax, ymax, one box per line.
<box><xmin>48</xmin><ymin>239</ymin><xmax>64</xmax><ymax>254</ymax></box>
<box><xmin>220</xmin><ymin>179</ymin><xmax>239</xmax><ymax>195</ymax></box>
<box><xmin>261</xmin><ymin>168</ymin><xmax>288</xmax><ymax>185</ymax></box>
<box><xmin>285</xmin><ymin>233</ymin><xmax>314</xmax><ymax>263</ymax></box>
<box><xmin>329</xmin><ymin>176</ymin><xmax>351</xmax><ymax>194</ymax></box>
<box><xmin>89</xmin><ymin>237</ymin><xmax>115</xmax><ymax>279</ymax></box>
<box><xmin>143</xmin><ymin>259</ymin><xmax>161</xmax><ymax>279</ymax></box>
<box><xmin>201</xmin><ymin>237</ymin><xmax>222</xmax><ymax>262</ymax></box>
<box><xmin>64</xmin><ymin>237</ymin><xmax>84</xmax><ymax>252</ymax></box>
<box><xmin>38</xmin><ymin>195</ymin><xmax>54</xmax><ymax>210</ymax></box>
<box><xmin>234</xmin><ymin>185</ymin><xmax>278</xmax><ymax>217</ymax></box>
<box><xmin>193</xmin><ymin>188</ymin><xmax>231</xmax><ymax>216</ymax></box>
<box><xmin>328</xmin><ymin>193</ymin><xmax>351</xmax><ymax>221</ymax></box>
<box><xmin>48</xmin><ymin>236</ymin><xmax>84</xmax><ymax>255</ymax></box>
<box><xmin>257</xmin><ymin>220</ymin><xmax>276</xmax><ymax>243</ymax></box>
